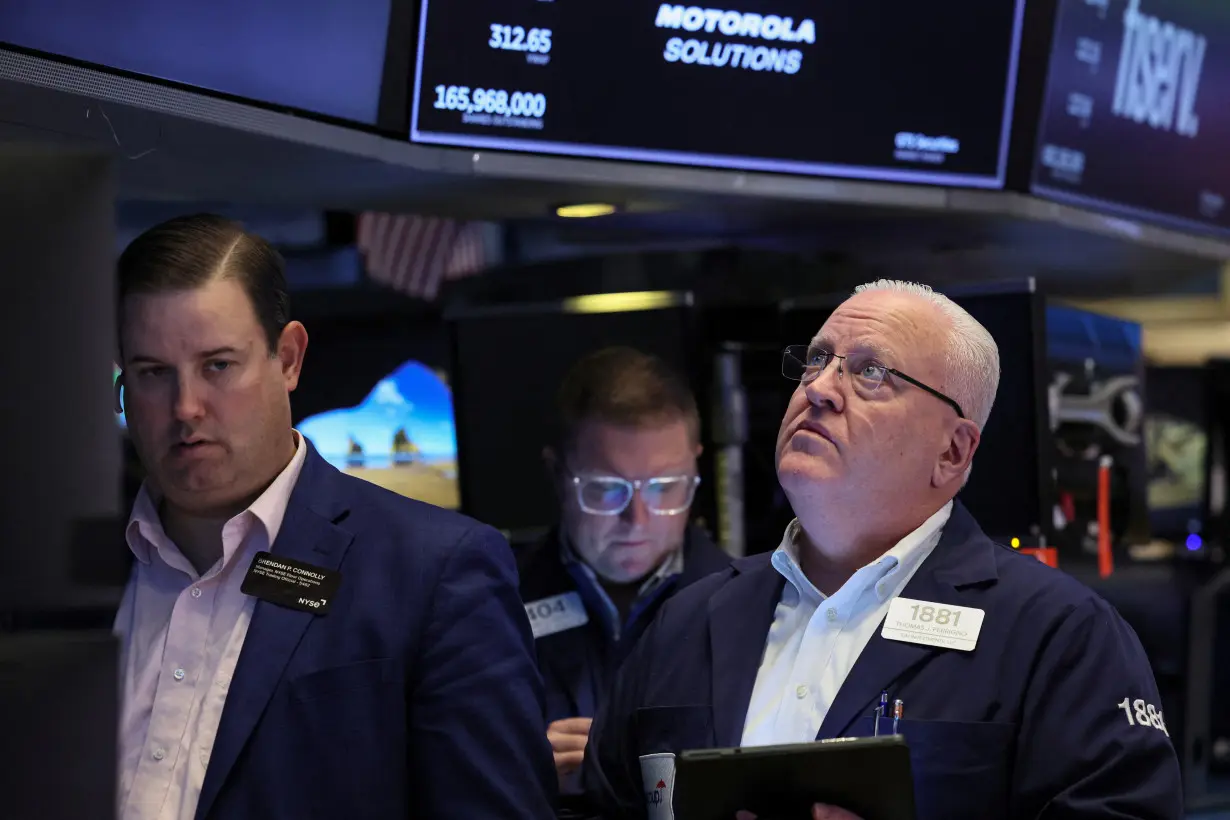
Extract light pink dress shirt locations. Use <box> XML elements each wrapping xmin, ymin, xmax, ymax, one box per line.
<box><xmin>114</xmin><ymin>434</ymin><xmax>308</xmax><ymax>820</ymax></box>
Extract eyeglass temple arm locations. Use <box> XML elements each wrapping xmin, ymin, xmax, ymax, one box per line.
<box><xmin>889</xmin><ymin>369</ymin><xmax>965</xmax><ymax>419</ymax></box>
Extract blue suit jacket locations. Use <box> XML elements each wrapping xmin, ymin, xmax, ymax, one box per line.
<box><xmin>193</xmin><ymin>444</ymin><xmax>557</xmax><ymax>820</ymax></box>
<box><xmin>582</xmin><ymin>503</ymin><xmax>1183</xmax><ymax>820</ymax></box>
<box><xmin>517</xmin><ymin>524</ymin><xmax>732</xmax><ymax>723</ymax></box>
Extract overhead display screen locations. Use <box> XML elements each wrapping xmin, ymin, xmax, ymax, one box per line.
<box><xmin>0</xmin><ymin>0</ymin><xmax>393</xmax><ymax>125</ymax></box>
<box><xmin>411</xmin><ymin>2</ymin><xmax>1028</xmax><ymax>188</ymax></box>
<box><xmin>1032</xmin><ymin>0</ymin><xmax>1229</xmax><ymax>235</ymax></box>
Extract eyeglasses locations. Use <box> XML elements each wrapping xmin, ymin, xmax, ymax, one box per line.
<box><xmin>782</xmin><ymin>344</ymin><xmax>965</xmax><ymax>419</ymax></box>
<box><xmin>570</xmin><ymin>474</ymin><xmax>701</xmax><ymax>516</ymax></box>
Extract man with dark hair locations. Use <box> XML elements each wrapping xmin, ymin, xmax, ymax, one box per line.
<box><xmin>112</xmin><ymin>214</ymin><xmax>556</xmax><ymax>820</ymax></box>
<box><xmin>518</xmin><ymin>346</ymin><xmax>731</xmax><ymax>795</ymax></box>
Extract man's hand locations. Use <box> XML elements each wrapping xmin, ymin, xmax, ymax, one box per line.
<box><xmin>547</xmin><ymin>717</ymin><xmax>593</xmax><ymax>777</ymax></box>
<box><xmin>735</xmin><ymin>804</ymin><xmax>863</xmax><ymax>820</ymax></box>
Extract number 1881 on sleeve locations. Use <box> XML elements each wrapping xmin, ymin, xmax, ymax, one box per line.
<box><xmin>1118</xmin><ymin>697</ymin><xmax>1169</xmax><ymax>736</ymax></box>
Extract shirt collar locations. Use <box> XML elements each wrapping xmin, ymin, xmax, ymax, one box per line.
<box><xmin>771</xmin><ymin>501</ymin><xmax>954</xmax><ymax>606</ymax></box>
<box><xmin>559</xmin><ymin>533</ymin><xmax>686</xmax><ymax>600</ymax></box>
<box><xmin>125</xmin><ymin>430</ymin><xmax>309</xmax><ymax>566</ymax></box>
<box><xmin>559</xmin><ymin>531</ymin><xmax>688</xmax><ymax>642</ymax></box>
<box><xmin>640</xmin><ymin>544</ymin><xmax>684</xmax><ymax>597</ymax></box>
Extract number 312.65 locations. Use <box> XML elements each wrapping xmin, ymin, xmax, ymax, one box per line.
<box><xmin>1118</xmin><ymin>698</ymin><xmax>1169</xmax><ymax>736</ymax></box>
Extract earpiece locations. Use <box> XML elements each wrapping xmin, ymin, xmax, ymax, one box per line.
<box><xmin>114</xmin><ymin>370</ymin><xmax>125</xmax><ymax>415</ymax></box>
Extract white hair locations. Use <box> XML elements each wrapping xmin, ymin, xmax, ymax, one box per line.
<box><xmin>850</xmin><ymin>279</ymin><xmax>1001</xmax><ymax>431</ymax></box>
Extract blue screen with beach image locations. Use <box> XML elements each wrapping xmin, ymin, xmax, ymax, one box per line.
<box><xmin>298</xmin><ymin>360</ymin><xmax>460</xmax><ymax>509</ymax></box>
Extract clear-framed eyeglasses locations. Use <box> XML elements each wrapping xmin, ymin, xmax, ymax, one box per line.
<box><xmin>570</xmin><ymin>474</ymin><xmax>701</xmax><ymax>516</ymax></box>
<box><xmin>781</xmin><ymin>344</ymin><xmax>965</xmax><ymax>418</ymax></box>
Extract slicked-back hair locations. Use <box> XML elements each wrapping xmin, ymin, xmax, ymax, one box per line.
<box><xmin>117</xmin><ymin>213</ymin><xmax>290</xmax><ymax>355</ymax></box>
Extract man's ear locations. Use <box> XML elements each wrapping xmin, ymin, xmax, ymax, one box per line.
<box><xmin>933</xmin><ymin>419</ymin><xmax>980</xmax><ymax>488</ymax></box>
<box><xmin>114</xmin><ymin>370</ymin><xmax>125</xmax><ymax>415</ymax></box>
<box><xmin>276</xmin><ymin>321</ymin><xmax>309</xmax><ymax>391</ymax></box>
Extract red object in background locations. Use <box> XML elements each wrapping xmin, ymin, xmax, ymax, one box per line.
<box><xmin>1059</xmin><ymin>491</ymin><xmax>1076</xmax><ymax>524</ymax></box>
<box><xmin>1020</xmin><ymin>547</ymin><xmax>1059</xmax><ymax>568</ymax></box>
<box><xmin>1097</xmin><ymin>456</ymin><xmax>1113</xmax><ymax>578</ymax></box>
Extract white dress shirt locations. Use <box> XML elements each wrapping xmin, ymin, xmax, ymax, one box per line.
<box><xmin>114</xmin><ymin>434</ymin><xmax>308</xmax><ymax>820</ymax></box>
<box><xmin>740</xmin><ymin>502</ymin><xmax>952</xmax><ymax>747</ymax></box>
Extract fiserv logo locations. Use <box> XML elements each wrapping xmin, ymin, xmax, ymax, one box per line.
<box><xmin>1111</xmin><ymin>0</ymin><xmax>1207</xmax><ymax>138</ymax></box>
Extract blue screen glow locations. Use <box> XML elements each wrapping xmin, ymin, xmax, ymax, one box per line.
<box><xmin>299</xmin><ymin>360</ymin><xmax>459</xmax><ymax>509</ymax></box>
<box><xmin>1</xmin><ymin>0</ymin><xmax>391</xmax><ymax>125</ymax></box>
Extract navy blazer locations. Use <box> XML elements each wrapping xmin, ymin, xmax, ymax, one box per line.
<box><xmin>582</xmin><ymin>503</ymin><xmax>1183</xmax><ymax>820</ymax></box>
<box><xmin>518</xmin><ymin>524</ymin><xmax>732</xmax><ymax>724</ymax></box>
<box><xmin>193</xmin><ymin>444</ymin><xmax>557</xmax><ymax>820</ymax></box>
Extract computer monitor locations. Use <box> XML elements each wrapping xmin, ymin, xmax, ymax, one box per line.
<box><xmin>298</xmin><ymin>359</ymin><xmax>459</xmax><ymax>509</ymax></box>
<box><xmin>1202</xmin><ymin>360</ymin><xmax>1230</xmax><ymax>553</ymax></box>
<box><xmin>1144</xmin><ymin>366</ymin><xmax>1208</xmax><ymax>546</ymax></box>
<box><xmin>0</xmin><ymin>0</ymin><xmax>413</xmax><ymax>129</ymax></box>
<box><xmin>1030</xmin><ymin>0</ymin><xmax>1229</xmax><ymax>238</ymax></box>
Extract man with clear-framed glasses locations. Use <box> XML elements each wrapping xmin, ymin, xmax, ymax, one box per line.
<box><xmin>581</xmin><ymin>281</ymin><xmax>1181</xmax><ymax>820</ymax></box>
<box><xmin>517</xmin><ymin>346</ymin><xmax>731</xmax><ymax>796</ymax></box>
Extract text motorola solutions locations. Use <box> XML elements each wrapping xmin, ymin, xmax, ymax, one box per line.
<box><xmin>411</xmin><ymin>0</ymin><xmax>1026</xmax><ymax>187</ymax></box>
<box><xmin>655</xmin><ymin>4</ymin><xmax>816</xmax><ymax>75</ymax></box>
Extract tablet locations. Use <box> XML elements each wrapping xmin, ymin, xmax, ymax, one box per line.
<box><xmin>675</xmin><ymin>735</ymin><xmax>915</xmax><ymax>820</ymax></box>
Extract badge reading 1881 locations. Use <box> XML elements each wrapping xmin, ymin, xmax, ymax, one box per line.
<box><xmin>881</xmin><ymin>596</ymin><xmax>984</xmax><ymax>652</ymax></box>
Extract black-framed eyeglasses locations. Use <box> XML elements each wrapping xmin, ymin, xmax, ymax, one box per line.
<box><xmin>781</xmin><ymin>344</ymin><xmax>965</xmax><ymax>419</ymax></box>
<box><xmin>569</xmin><ymin>474</ymin><xmax>701</xmax><ymax>516</ymax></box>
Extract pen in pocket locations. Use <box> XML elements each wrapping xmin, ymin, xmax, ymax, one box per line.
<box><xmin>873</xmin><ymin>690</ymin><xmax>888</xmax><ymax>737</ymax></box>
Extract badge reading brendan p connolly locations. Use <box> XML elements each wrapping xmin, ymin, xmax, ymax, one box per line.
<box><xmin>241</xmin><ymin>551</ymin><xmax>341</xmax><ymax>615</ymax></box>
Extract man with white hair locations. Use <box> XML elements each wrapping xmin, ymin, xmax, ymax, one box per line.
<box><xmin>580</xmin><ymin>281</ymin><xmax>1182</xmax><ymax>819</ymax></box>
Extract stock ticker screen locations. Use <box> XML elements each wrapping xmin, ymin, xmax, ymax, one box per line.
<box><xmin>410</xmin><ymin>2</ymin><xmax>1028</xmax><ymax>188</ymax></box>
<box><xmin>0</xmin><ymin>0</ymin><xmax>393</xmax><ymax>125</ymax></box>
<box><xmin>1032</xmin><ymin>0</ymin><xmax>1229</xmax><ymax>236</ymax></box>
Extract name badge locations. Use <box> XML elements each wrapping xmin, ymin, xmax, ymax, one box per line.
<box><xmin>640</xmin><ymin>752</ymin><xmax>676</xmax><ymax>820</ymax></box>
<box><xmin>241</xmin><ymin>551</ymin><xmax>340</xmax><ymax>615</ymax></box>
<box><xmin>881</xmin><ymin>596</ymin><xmax>984</xmax><ymax>652</ymax></box>
<box><xmin>524</xmin><ymin>592</ymin><xmax>589</xmax><ymax>638</ymax></box>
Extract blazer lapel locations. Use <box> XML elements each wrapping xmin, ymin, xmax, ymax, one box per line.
<box><xmin>817</xmin><ymin>503</ymin><xmax>1000</xmax><ymax>739</ymax></box>
<box><xmin>195</xmin><ymin>446</ymin><xmax>355</xmax><ymax>820</ymax></box>
<box><xmin>709</xmin><ymin>555</ymin><xmax>785</xmax><ymax>748</ymax></box>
